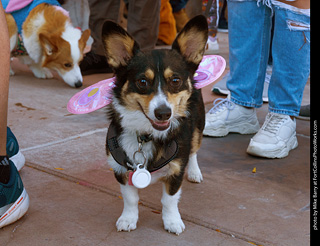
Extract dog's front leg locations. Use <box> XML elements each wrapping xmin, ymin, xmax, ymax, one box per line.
<box><xmin>116</xmin><ymin>183</ymin><xmax>139</xmax><ymax>232</ymax></box>
<box><xmin>29</xmin><ymin>63</ymin><xmax>53</xmax><ymax>79</ymax></box>
<box><xmin>161</xmin><ymin>183</ymin><xmax>185</xmax><ymax>235</ymax></box>
<box><xmin>19</xmin><ymin>56</ymin><xmax>53</xmax><ymax>79</ymax></box>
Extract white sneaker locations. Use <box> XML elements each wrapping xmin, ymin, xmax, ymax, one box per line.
<box><xmin>204</xmin><ymin>38</ymin><xmax>219</xmax><ymax>55</ymax></box>
<box><xmin>247</xmin><ymin>112</ymin><xmax>298</xmax><ymax>158</ymax></box>
<box><xmin>204</xmin><ymin>97</ymin><xmax>260</xmax><ymax>137</ymax></box>
<box><xmin>9</xmin><ymin>151</ymin><xmax>25</xmax><ymax>171</ymax></box>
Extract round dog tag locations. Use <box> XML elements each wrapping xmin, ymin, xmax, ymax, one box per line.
<box><xmin>132</xmin><ymin>164</ymin><xmax>151</xmax><ymax>189</ymax></box>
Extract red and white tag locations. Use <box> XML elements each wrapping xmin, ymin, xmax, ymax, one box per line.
<box><xmin>128</xmin><ymin>164</ymin><xmax>151</xmax><ymax>189</ymax></box>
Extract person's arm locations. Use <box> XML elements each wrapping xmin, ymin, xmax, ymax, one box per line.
<box><xmin>0</xmin><ymin>2</ymin><xmax>11</xmax><ymax>156</ymax></box>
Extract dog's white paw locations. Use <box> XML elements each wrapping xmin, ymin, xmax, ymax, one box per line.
<box><xmin>116</xmin><ymin>215</ymin><xmax>138</xmax><ymax>232</ymax></box>
<box><xmin>31</xmin><ymin>67</ymin><xmax>53</xmax><ymax>79</ymax></box>
<box><xmin>163</xmin><ymin>216</ymin><xmax>185</xmax><ymax>235</ymax></box>
<box><xmin>187</xmin><ymin>167</ymin><xmax>203</xmax><ymax>183</ymax></box>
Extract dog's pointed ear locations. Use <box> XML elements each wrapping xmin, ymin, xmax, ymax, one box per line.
<box><xmin>39</xmin><ymin>33</ymin><xmax>58</xmax><ymax>56</ymax></box>
<box><xmin>102</xmin><ymin>21</ymin><xmax>140</xmax><ymax>69</ymax></box>
<box><xmin>172</xmin><ymin>15</ymin><xmax>208</xmax><ymax>68</ymax></box>
<box><xmin>79</xmin><ymin>29</ymin><xmax>91</xmax><ymax>52</ymax></box>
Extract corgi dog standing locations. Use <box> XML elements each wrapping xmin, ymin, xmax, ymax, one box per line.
<box><xmin>103</xmin><ymin>15</ymin><xmax>208</xmax><ymax>234</ymax></box>
<box><xmin>3</xmin><ymin>0</ymin><xmax>90</xmax><ymax>87</ymax></box>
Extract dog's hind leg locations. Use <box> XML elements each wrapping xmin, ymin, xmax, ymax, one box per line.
<box><xmin>116</xmin><ymin>183</ymin><xmax>139</xmax><ymax>232</ymax></box>
<box><xmin>188</xmin><ymin>127</ymin><xmax>203</xmax><ymax>183</ymax></box>
<box><xmin>187</xmin><ymin>153</ymin><xmax>203</xmax><ymax>183</ymax></box>
<box><xmin>161</xmin><ymin>183</ymin><xmax>185</xmax><ymax>235</ymax></box>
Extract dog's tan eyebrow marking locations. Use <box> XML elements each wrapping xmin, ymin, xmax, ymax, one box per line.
<box><xmin>164</xmin><ymin>67</ymin><xmax>173</xmax><ymax>79</ymax></box>
<box><xmin>145</xmin><ymin>69</ymin><xmax>154</xmax><ymax>80</ymax></box>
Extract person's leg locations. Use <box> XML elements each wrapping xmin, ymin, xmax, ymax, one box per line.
<box><xmin>0</xmin><ymin>3</ymin><xmax>29</xmax><ymax>228</ymax></box>
<box><xmin>88</xmin><ymin>0</ymin><xmax>120</xmax><ymax>56</ymax></box>
<box><xmin>170</xmin><ymin>0</ymin><xmax>188</xmax><ymax>13</ymax></box>
<box><xmin>127</xmin><ymin>0</ymin><xmax>160</xmax><ymax>51</ymax></box>
<box><xmin>227</xmin><ymin>0</ymin><xmax>272</xmax><ymax>108</ymax></box>
<box><xmin>0</xmin><ymin>2</ymin><xmax>11</xmax><ymax>184</ymax></box>
<box><xmin>218</xmin><ymin>0</ymin><xmax>228</xmax><ymax>32</ymax></box>
<box><xmin>80</xmin><ymin>0</ymin><xmax>119</xmax><ymax>75</ymax></box>
<box><xmin>247</xmin><ymin>0</ymin><xmax>310</xmax><ymax>158</ymax></box>
<box><xmin>268</xmin><ymin>0</ymin><xmax>310</xmax><ymax>116</ymax></box>
<box><xmin>170</xmin><ymin>0</ymin><xmax>189</xmax><ymax>32</ymax></box>
<box><xmin>158</xmin><ymin>0</ymin><xmax>177</xmax><ymax>45</ymax></box>
<box><xmin>204</xmin><ymin>0</ymin><xmax>271</xmax><ymax>137</ymax></box>
<box><xmin>203</xmin><ymin>0</ymin><xmax>220</xmax><ymax>54</ymax></box>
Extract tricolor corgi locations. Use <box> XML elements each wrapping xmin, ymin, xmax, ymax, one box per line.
<box><xmin>103</xmin><ymin>15</ymin><xmax>208</xmax><ymax>234</ymax></box>
<box><xmin>3</xmin><ymin>1</ymin><xmax>90</xmax><ymax>87</ymax></box>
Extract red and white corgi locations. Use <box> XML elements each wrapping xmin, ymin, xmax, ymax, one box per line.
<box><xmin>5</xmin><ymin>3</ymin><xmax>90</xmax><ymax>87</ymax></box>
<box><xmin>103</xmin><ymin>16</ymin><xmax>208</xmax><ymax>234</ymax></box>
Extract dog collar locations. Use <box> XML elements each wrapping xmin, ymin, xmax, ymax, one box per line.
<box><xmin>107</xmin><ymin>121</ymin><xmax>178</xmax><ymax>173</ymax></box>
<box><xmin>67</xmin><ymin>55</ymin><xmax>226</xmax><ymax>115</ymax></box>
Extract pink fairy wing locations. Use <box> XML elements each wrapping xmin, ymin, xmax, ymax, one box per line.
<box><xmin>67</xmin><ymin>55</ymin><xmax>226</xmax><ymax>115</ymax></box>
<box><xmin>5</xmin><ymin>0</ymin><xmax>33</xmax><ymax>12</ymax></box>
<box><xmin>193</xmin><ymin>55</ymin><xmax>226</xmax><ymax>89</ymax></box>
<box><xmin>67</xmin><ymin>77</ymin><xmax>116</xmax><ymax>114</ymax></box>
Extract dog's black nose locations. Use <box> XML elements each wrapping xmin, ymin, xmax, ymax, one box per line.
<box><xmin>74</xmin><ymin>81</ymin><xmax>83</xmax><ymax>88</ymax></box>
<box><xmin>154</xmin><ymin>105</ymin><xmax>171</xmax><ymax>121</ymax></box>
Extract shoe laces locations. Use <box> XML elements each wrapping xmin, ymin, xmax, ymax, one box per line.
<box><xmin>208</xmin><ymin>98</ymin><xmax>235</xmax><ymax>120</ymax></box>
<box><xmin>261</xmin><ymin>113</ymin><xmax>287</xmax><ymax>135</ymax></box>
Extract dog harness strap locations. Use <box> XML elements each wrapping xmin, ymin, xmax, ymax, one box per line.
<box><xmin>107</xmin><ymin>122</ymin><xmax>134</xmax><ymax>170</ymax></box>
<box><xmin>107</xmin><ymin>121</ymin><xmax>178</xmax><ymax>173</ymax></box>
<box><xmin>149</xmin><ymin>139</ymin><xmax>178</xmax><ymax>172</ymax></box>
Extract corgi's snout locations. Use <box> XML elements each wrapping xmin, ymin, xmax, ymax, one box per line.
<box><xmin>58</xmin><ymin>65</ymin><xmax>83</xmax><ymax>88</ymax></box>
<box><xmin>154</xmin><ymin>105</ymin><xmax>172</xmax><ymax>121</ymax></box>
<box><xmin>74</xmin><ymin>81</ymin><xmax>83</xmax><ymax>88</ymax></box>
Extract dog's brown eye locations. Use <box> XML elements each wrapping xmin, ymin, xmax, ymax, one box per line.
<box><xmin>64</xmin><ymin>63</ymin><xmax>72</xmax><ymax>68</ymax></box>
<box><xmin>170</xmin><ymin>77</ymin><xmax>182</xmax><ymax>88</ymax></box>
<box><xmin>136</xmin><ymin>79</ymin><xmax>148</xmax><ymax>89</ymax></box>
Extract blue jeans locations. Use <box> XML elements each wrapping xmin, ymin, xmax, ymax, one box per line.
<box><xmin>226</xmin><ymin>0</ymin><xmax>310</xmax><ymax>116</ymax></box>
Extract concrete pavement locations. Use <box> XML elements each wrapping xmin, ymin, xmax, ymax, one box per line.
<box><xmin>0</xmin><ymin>32</ymin><xmax>310</xmax><ymax>246</ymax></box>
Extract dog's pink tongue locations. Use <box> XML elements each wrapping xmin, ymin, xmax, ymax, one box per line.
<box><xmin>152</xmin><ymin>121</ymin><xmax>170</xmax><ymax>131</ymax></box>
<box><xmin>155</xmin><ymin>121</ymin><xmax>169</xmax><ymax>126</ymax></box>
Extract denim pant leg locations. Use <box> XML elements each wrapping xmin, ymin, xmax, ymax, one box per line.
<box><xmin>268</xmin><ymin>3</ymin><xmax>310</xmax><ymax>116</ymax></box>
<box><xmin>227</xmin><ymin>0</ymin><xmax>272</xmax><ymax>108</ymax></box>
